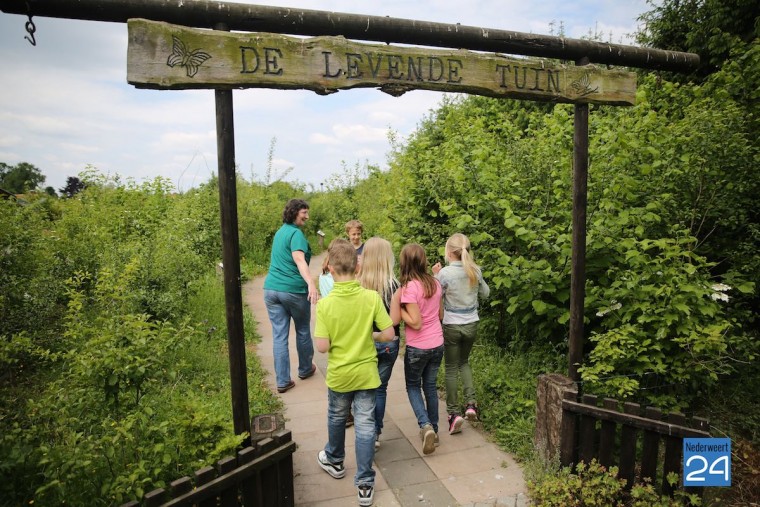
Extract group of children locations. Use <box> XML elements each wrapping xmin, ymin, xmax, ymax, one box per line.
<box><xmin>313</xmin><ymin>221</ymin><xmax>489</xmax><ymax>506</ymax></box>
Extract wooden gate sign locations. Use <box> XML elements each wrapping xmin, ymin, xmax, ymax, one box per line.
<box><xmin>127</xmin><ymin>19</ymin><xmax>636</xmax><ymax>105</ymax></box>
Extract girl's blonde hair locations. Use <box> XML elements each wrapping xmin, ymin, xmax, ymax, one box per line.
<box><xmin>399</xmin><ymin>243</ymin><xmax>438</xmax><ymax>298</ymax></box>
<box><xmin>446</xmin><ymin>233</ymin><xmax>480</xmax><ymax>287</ymax></box>
<box><xmin>358</xmin><ymin>237</ymin><xmax>397</xmax><ymax>305</ymax></box>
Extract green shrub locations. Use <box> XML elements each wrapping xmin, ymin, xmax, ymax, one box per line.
<box><xmin>0</xmin><ymin>170</ymin><xmax>285</xmax><ymax>506</ymax></box>
<box><xmin>528</xmin><ymin>459</ymin><xmax>701</xmax><ymax>507</ymax></box>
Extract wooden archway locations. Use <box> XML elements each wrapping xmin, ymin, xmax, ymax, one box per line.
<box><xmin>2</xmin><ymin>0</ymin><xmax>700</xmax><ymax>444</ymax></box>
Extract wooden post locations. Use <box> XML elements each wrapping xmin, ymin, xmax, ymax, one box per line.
<box><xmin>559</xmin><ymin>389</ymin><xmax>579</xmax><ymax>467</ymax></box>
<box><xmin>214</xmin><ymin>22</ymin><xmax>251</xmax><ymax>445</ymax></box>
<box><xmin>597</xmin><ymin>398</ymin><xmax>618</xmax><ymax>467</ymax></box>
<box><xmin>568</xmin><ymin>57</ymin><xmax>590</xmax><ymax>382</ymax></box>
<box><xmin>578</xmin><ymin>394</ymin><xmax>598</xmax><ymax>464</ymax></box>
<box><xmin>640</xmin><ymin>406</ymin><xmax>663</xmax><ymax>484</ymax></box>
<box><xmin>662</xmin><ymin>412</ymin><xmax>687</xmax><ymax>495</ymax></box>
<box><xmin>618</xmin><ymin>402</ymin><xmax>641</xmax><ymax>489</ymax></box>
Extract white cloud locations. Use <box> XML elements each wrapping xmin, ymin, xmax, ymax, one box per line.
<box><xmin>332</xmin><ymin>124</ymin><xmax>388</xmax><ymax>143</ymax></box>
<box><xmin>58</xmin><ymin>143</ymin><xmax>100</xmax><ymax>154</ymax></box>
<box><xmin>310</xmin><ymin>133</ymin><xmax>341</xmax><ymax>145</ymax></box>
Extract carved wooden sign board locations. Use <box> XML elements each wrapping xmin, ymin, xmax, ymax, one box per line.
<box><xmin>127</xmin><ymin>19</ymin><xmax>636</xmax><ymax>106</ymax></box>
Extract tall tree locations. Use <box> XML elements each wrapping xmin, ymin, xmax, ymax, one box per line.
<box><xmin>59</xmin><ymin>176</ymin><xmax>86</xmax><ymax>198</ymax></box>
<box><xmin>0</xmin><ymin>162</ymin><xmax>46</xmax><ymax>193</ymax></box>
<box><xmin>636</xmin><ymin>0</ymin><xmax>760</xmax><ymax>81</ymax></box>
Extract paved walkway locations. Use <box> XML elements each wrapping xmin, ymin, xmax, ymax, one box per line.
<box><xmin>242</xmin><ymin>253</ymin><xmax>529</xmax><ymax>506</ymax></box>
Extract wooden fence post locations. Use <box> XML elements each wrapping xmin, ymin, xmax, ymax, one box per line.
<box><xmin>618</xmin><ymin>402</ymin><xmax>641</xmax><ymax>489</ymax></box>
<box><xmin>640</xmin><ymin>406</ymin><xmax>662</xmax><ymax>484</ymax></box>
<box><xmin>597</xmin><ymin>398</ymin><xmax>618</xmax><ymax>467</ymax></box>
<box><xmin>662</xmin><ymin>412</ymin><xmax>686</xmax><ymax>495</ymax></box>
<box><xmin>560</xmin><ymin>390</ymin><xmax>579</xmax><ymax>466</ymax></box>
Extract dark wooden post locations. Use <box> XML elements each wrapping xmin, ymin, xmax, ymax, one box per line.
<box><xmin>214</xmin><ymin>22</ymin><xmax>251</xmax><ymax>445</ymax></box>
<box><xmin>618</xmin><ymin>402</ymin><xmax>641</xmax><ymax>489</ymax></box>
<box><xmin>559</xmin><ymin>389</ymin><xmax>579</xmax><ymax>466</ymax></box>
<box><xmin>568</xmin><ymin>57</ymin><xmax>590</xmax><ymax>382</ymax></box>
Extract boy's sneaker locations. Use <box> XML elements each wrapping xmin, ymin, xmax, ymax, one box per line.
<box><xmin>317</xmin><ymin>450</ymin><xmax>346</xmax><ymax>479</ymax></box>
<box><xmin>465</xmin><ymin>403</ymin><xmax>479</xmax><ymax>421</ymax></box>
<box><xmin>420</xmin><ymin>424</ymin><xmax>436</xmax><ymax>455</ymax></box>
<box><xmin>448</xmin><ymin>414</ymin><xmax>464</xmax><ymax>435</ymax></box>
<box><xmin>357</xmin><ymin>484</ymin><xmax>374</xmax><ymax>506</ymax></box>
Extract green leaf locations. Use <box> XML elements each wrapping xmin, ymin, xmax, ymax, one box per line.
<box><xmin>531</xmin><ymin>300</ymin><xmax>548</xmax><ymax>314</ymax></box>
<box><xmin>736</xmin><ymin>282</ymin><xmax>754</xmax><ymax>294</ymax></box>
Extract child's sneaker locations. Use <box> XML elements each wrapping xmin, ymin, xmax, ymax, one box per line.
<box><xmin>448</xmin><ymin>414</ymin><xmax>464</xmax><ymax>435</ymax></box>
<box><xmin>317</xmin><ymin>450</ymin><xmax>346</xmax><ymax>479</ymax></box>
<box><xmin>357</xmin><ymin>484</ymin><xmax>374</xmax><ymax>506</ymax></box>
<box><xmin>419</xmin><ymin>424</ymin><xmax>436</xmax><ymax>455</ymax></box>
<box><xmin>465</xmin><ymin>403</ymin><xmax>479</xmax><ymax>421</ymax></box>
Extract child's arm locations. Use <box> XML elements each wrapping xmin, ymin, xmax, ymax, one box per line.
<box><xmin>478</xmin><ymin>273</ymin><xmax>490</xmax><ymax>299</ymax></box>
<box><xmin>314</xmin><ymin>335</ymin><xmax>330</xmax><ymax>354</ymax></box>
<box><xmin>314</xmin><ymin>301</ymin><xmax>330</xmax><ymax>353</ymax></box>
<box><xmin>401</xmin><ymin>303</ymin><xmax>422</xmax><ymax>330</ymax></box>
<box><xmin>373</xmin><ymin>325</ymin><xmax>396</xmax><ymax>342</ymax></box>
<box><xmin>390</xmin><ymin>289</ymin><xmax>402</xmax><ymax>326</ymax></box>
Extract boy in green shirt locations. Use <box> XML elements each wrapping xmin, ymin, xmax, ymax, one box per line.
<box><xmin>314</xmin><ymin>239</ymin><xmax>396</xmax><ymax>507</ymax></box>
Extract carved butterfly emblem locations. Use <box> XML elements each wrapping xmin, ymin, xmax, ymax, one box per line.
<box><xmin>166</xmin><ymin>36</ymin><xmax>212</xmax><ymax>78</ymax></box>
<box><xmin>570</xmin><ymin>73</ymin><xmax>599</xmax><ymax>97</ymax></box>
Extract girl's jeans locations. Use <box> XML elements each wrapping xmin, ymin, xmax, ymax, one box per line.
<box><xmin>375</xmin><ymin>340</ymin><xmax>399</xmax><ymax>436</ymax></box>
<box><xmin>263</xmin><ymin>289</ymin><xmax>314</xmax><ymax>388</ymax></box>
<box><xmin>324</xmin><ymin>388</ymin><xmax>377</xmax><ymax>487</ymax></box>
<box><xmin>404</xmin><ymin>344</ymin><xmax>444</xmax><ymax>432</ymax></box>
<box><xmin>443</xmin><ymin>321</ymin><xmax>479</xmax><ymax>414</ymax></box>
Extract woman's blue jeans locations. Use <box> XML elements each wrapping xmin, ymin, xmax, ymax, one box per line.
<box><xmin>324</xmin><ymin>388</ymin><xmax>377</xmax><ymax>487</ymax></box>
<box><xmin>404</xmin><ymin>344</ymin><xmax>444</xmax><ymax>433</ymax></box>
<box><xmin>263</xmin><ymin>289</ymin><xmax>314</xmax><ymax>388</ymax></box>
<box><xmin>374</xmin><ymin>340</ymin><xmax>399</xmax><ymax>435</ymax></box>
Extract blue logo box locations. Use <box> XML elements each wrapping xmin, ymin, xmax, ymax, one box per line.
<box><xmin>683</xmin><ymin>438</ymin><xmax>731</xmax><ymax>487</ymax></box>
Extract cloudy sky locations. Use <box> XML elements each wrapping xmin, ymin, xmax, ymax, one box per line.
<box><xmin>0</xmin><ymin>1</ymin><xmax>649</xmax><ymax>193</ymax></box>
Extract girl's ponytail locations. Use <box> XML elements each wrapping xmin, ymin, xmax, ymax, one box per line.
<box><xmin>446</xmin><ymin>233</ymin><xmax>479</xmax><ymax>287</ymax></box>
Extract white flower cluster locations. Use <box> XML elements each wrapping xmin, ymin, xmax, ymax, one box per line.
<box><xmin>596</xmin><ymin>300</ymin><xmax>622</xmax><ymax>317</ymax></box>
<box><xmin>710</xmin><ymin>283</ymin><xmax>732</xmax><ymax>302</ymax></box>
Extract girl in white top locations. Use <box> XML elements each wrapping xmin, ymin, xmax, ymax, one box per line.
<box><xmin>432</xmin><ymin>233</ymin><xmax>489</xmax><ymax>433</ymax></box>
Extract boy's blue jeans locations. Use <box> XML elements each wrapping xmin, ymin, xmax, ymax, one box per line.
<box><xmin>375</xmin><ymin>340</ymin><xmax>399</xmax><ymax>436</ymax></box>
<box><xmin>263</xmin><ymin>289</ymin><xmax>314</xmax><ymax>388</ymax></box>
<box><xmin>404</xmin><ymin>344</ymin><xmax>444</xmax><ymax>433</ymax></box>
<box><xmin>324</xmin><ymin>388</ymin><xmax>377</xmax><ymax>487</ymax></box>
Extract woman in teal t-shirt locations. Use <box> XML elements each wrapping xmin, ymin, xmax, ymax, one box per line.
<box><xmin>263</xmin><ymin>199</ymin><xmax>318</xmax><ymax>393</ymax></box>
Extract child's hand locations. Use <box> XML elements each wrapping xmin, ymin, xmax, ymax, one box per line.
<box><xmin>432</xmin><ymin>262</ymin><xmax>442</xmax><ymax>275</ymax></box>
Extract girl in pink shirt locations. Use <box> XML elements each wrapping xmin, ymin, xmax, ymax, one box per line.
<box><xmin>391</xmin><ymin>243</ymin><xmax>444</xmax><ymax>455</ymax></box>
